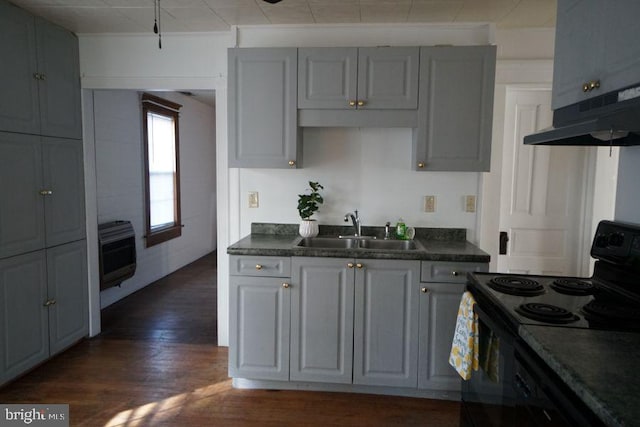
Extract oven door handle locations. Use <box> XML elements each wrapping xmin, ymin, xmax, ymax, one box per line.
<box><xmin>474</xmin><ymin>303</ymin><xmax>515</xmax><ymax>344</ymax></box>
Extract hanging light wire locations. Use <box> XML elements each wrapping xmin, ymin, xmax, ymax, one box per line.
<box><xmin>153</xmin><ymin>0</ymin><xmax>162</xmax><ymax>49</ymax></box>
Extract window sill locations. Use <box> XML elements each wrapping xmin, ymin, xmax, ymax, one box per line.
<box><xmin>145</xmin><ymin>224</ymin><xmax>182</xmax><ymax>247</ymax></box>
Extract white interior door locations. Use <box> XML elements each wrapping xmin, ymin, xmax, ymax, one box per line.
<box><xmin>498</xmin><ymin>88</ymin><xmax>589</xmax><ymax>276</ymax></box>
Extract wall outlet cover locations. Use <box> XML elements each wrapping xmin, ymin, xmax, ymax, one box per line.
<box><xmin>424</xmin><ymin>195</ymin><xmax>436</xmax><ymax>213</ymax></box>
<box><xmin>248</xmin><ymin>191</ymin><xmax>259</xmax><ymax>208</ymax></box>
<box><xmin>465</xmin><ymin>195</ymin><xmax>476</xmax><ymax>213</ymax></box>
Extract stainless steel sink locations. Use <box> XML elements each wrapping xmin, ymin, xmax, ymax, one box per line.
<box><xmin>358</xmin><ymin>239</ymin><xmax>418</xmax><ymax>250</ymax></box>
<box><xmin>297</xmin><ymin>237</ymin><xmax>419</xmax><ymax>251</ymax></box>
<box><xmin>297</xmin><ymin>237</ymin><xmax>359</xmax><ymax>249</ymax></box>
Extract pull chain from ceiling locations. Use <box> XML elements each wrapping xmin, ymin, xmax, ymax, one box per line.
<box><xmin>153</xmin><ymin>0</ymin><xmax>162</xmax><ymax>49</ymax></box>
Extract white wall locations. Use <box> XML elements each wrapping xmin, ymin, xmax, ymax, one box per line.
<box><xmin>89</xmin><ymin>90</ymin><xmax>217</xmax><ymax>310</ymax></box>
<box><xmin>240</xmin><ymin>128</ymin><xmax>480</xmax><ymax>240</ymax></box>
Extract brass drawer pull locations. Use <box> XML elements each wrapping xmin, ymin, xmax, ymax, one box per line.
<box><xmin>255</xmin><ymin>264</ymin><xmax>262</xmax><ymax>270</ymax></box>
<box><xmin>421</xmin><ymin>287</ymin><xmax>428</xmax><ymax>293</ymax></box>
<box><xmin>282</xmin><ymin>283</ymin><xmax>290</xmax><ymax>289</ymax></box>
<box><xmin>356</xmin><ymin>263</ymin><xmax>363</xmax><ymax>269</ymax></box>
<box><xmin>347</xmin><ymin>263</ymin><xmax>354</xmax><ymax>269</ymax></box>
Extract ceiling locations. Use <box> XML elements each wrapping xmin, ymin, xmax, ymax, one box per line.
<box><xmin>9</xmin><ymin>0</ymin><xmax>557</xmax><ymax>34</ymax></box>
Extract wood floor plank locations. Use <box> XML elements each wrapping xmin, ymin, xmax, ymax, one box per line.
<box><xmin>0</xmin><ymin>252</ymin><xmax>460</xmax><ymax>426</ymax></box>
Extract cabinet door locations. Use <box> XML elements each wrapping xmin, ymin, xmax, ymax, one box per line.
<box><xmin>0</xmin><ymin>132</ymin><xmax>45</xmax><ymax>259</ymax></box>
<box><xmin>47</xmin><ymin>240</ymin><xmax>88</xmax><ymax>355</ymax></box>
<box><xmin>0</xmin><ymin>1</ymin><xmax>39</xmax><ymax>135</ymax></box>
<box><xmin>353</xmin><ymin>259</ymin><xmax>420</xmax><ymax>387</ymax></box>
<box><xmin>42</xmin><ymin>137</ymin><xmax>86</xmax><ymax>247</ymax></box>
<box><xmin>418</xmin><ymin>281</ymin><xmax>465</xmax><ymax>391</ymax></box>
<box><xmin>551</xmin><ymin>0</ymin><xmax>605</xmax><ymax>110</ymax></box>
<box><xmin>0</xmin><ymin>251</ymin><xmax>48</xmax><ymax>385</ymax></box>
<box><xmin>35</xmin><ymin>18</ymin><xmax>82</xmax><ymax>139</ymax></box>
<box><xmin>228</xmin><ymin>48</ymin><xmax>300</xmax><ymax>168</ymax></box>
<box><xmin>357</xmin><ymin>47</ymin><xmax>419</xmax><ymax>109</ymax></box>
<box><xmin>298</xmin><ymin>47</ymin><xmax>358</xmax><ymax>109</ymax></box>
<box><xmin>229</xmin><ymin>276</ymin><xmax>290</xmax><ymax>380</ymax></box>
<box><xmin>290</xmin><ymin>257</ymin><xmax>354</xmax><ymax>384</ymax></box>
<box><xmin>414</xmin><ymin>46</ymin><xmax>496</xmax><ymax>172</ymax></box>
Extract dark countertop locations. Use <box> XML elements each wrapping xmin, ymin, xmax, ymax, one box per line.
<box><xmin>519</xmin><ymin>325</ymin><xmax>640</xmax><ymax>427</ymax></box>
<box><xmin>227</xmin><ymin>223</ymin><xmax>490</xmax><ymax>262</ymax></box>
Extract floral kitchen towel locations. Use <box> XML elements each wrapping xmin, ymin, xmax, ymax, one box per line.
<box><xmin>449</xmin><ymin>291</ymin><xmax>479</xmax><ymax>380</ymax></box>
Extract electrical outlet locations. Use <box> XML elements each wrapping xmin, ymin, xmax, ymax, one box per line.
<box><xmin>424</xmin><ymin>195</ymin><xmax>436</xmax><ymax>213</ymax></box>
<box><xmin>465</xmin><ymin>195</ymin><xmax>476</xmax><ymax>213</ymax></box>
<box><xmin>248</xmin><ymin>191</ymin><xmax>259</xmax><ymax>208</ymax></box>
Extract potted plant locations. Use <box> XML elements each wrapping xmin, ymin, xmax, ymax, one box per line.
<box><xmin>297</xmin><ymin>181</ymin><xmax>324</xmax><ymax>238</ymax></box>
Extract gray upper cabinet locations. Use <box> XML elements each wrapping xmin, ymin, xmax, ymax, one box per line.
<box><xmin>298</xmin><ymin>47</ymin><xmax>419</xmax><ymax>110</ymax></box>
<box><xmin>0</xmin><ymin>132</ymin><xmax>85</xmax><ymax>260</ymax></box>
<box><xmin>552</xmin><ymin>0</ymin><xmax>640</xmax><ymax>110</ymax></box>
<box><xmin>413</xmin><ymin>46</ymin><xmax>496</xmax><ymax>172</ymax></box>
<box><xmin>290</xmin><ymin>257</ymin><xmax>354</xmax><ymax>384</ymax></box>
<box><xmin>228</xmin><ymin>48</ymin><xmax>301</xmax><ymax>169</ymax></box>
<box><xmin>353</xmin><ymin>259</ymin><xmax>420</xmax><ymax>388</ymax></box>
<box><xmin>0</xmin><ymin>1</ymin><xmax>82</xmax><ymax>139</ymax></box>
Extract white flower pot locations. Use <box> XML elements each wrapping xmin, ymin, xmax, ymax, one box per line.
<box><xmin>299</xmin><ymin>219</ymin><xmax>319</xmax><ymax>238</ymax></box>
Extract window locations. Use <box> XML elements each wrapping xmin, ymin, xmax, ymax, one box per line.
<box><xmin>142</xmin><ymin>93</ymin><xmax>182</xmax><ymax>247</ymax></box>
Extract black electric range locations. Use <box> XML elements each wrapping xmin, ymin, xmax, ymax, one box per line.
<box><xmin>461</xmin><ymin>220</ymin><xmax>640</xmax><ymax>427</ymax></box>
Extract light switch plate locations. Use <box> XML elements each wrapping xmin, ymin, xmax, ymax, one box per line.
<box><xmin>465</xmin><ymin>195</ymin><xmax>476</xmax><ymax>213</ymax></box>
<box><xmin>424</xmin><ymin>195</ymin><xmax>436</xmax><ymax>213</ymax></box>
<box><xmin>248</xmin><ymin>191</ymin><xmax>259</xmax><ymax>208</ymax></box>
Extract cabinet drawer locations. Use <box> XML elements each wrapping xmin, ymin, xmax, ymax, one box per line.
<box><xmin>420</xmin><ymin>261</ymin><xmax>488</xmax><ymax>283</ymax></box>
<box><xmin>230</xmin><ymin>255</ymin><xmax>291</xmax><ymax>277</ymax></box>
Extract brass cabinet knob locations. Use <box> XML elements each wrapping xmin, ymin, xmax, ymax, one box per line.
<box><xmin>357</xmin><ymin>100</ymin><xmax>365</xmax><ymax>107</ymax></box>
<box><xmin>421</xmin><ymin>287</ymin><xmax>428</xmax><ymax>293</ymax></box>
<box><xmin>417</xmin><ymin>162</ymin><xmax>425</xmax><ymax>169</ymax></box>
<box><xmin>255</xmin><ymin>264</ymin><xmax>262</xmax><ymax>270</ymax></box>
<box><xmin>356</xmin><ymin>263</ymin><xmax>363</xmax><ymax>269</ymax></box>
<box><xmin>582</xmin><ymin>80</ymin><xmax>600</xmax><ymax>92</ymax></box>
<box><xmin>282</xmin><ymin>283</ymin><xmax>290</xmax><ymax>288</ymax></box>
<box><xmin>347</xmin><ymin>263</ymin><xmax>354</xmax><ymax>269</ymax></box>
<box><xmin>348</xmin><ymin>100</ymin><xmax>356</xmax><ymax>107</ymax></box>
<box><xmin>39</xmin><ymin>189</ymin><xmax>53</xmax><ymax>196</ymax></box>
<box><xmin>451</xmin><ymin>271</ymin><xmax>459</xmax><ymax>277</ymax></box>
<box><xmin>288</xmin><ymin>160</ymin><xmax>295</xmax><ymax>166</ymax></box>
<box><xmin>43</xmin><ymin>299</ymin><xmax>56</xmax><ymax>307</ymax></box>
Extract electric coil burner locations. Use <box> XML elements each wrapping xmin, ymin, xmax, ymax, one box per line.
<box><xmin>515</xmin><ymin>302</ymin><xmax>580</xmax><ymax>324</ymax></box>
<box><xmin>550</xmin><ymin>278</ymin><xmax>595</xmax><ymax>296</ymax></box>
<box><xmin>487</xmin><ymin>276</ymin><xmax>545</xmax><ymax>296</ymax></box>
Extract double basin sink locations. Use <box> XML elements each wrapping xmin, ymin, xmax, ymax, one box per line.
<box><xmin>297</xmin><ymin>236</ymin><xmax>420</xmax><ymax>251</ymax></box>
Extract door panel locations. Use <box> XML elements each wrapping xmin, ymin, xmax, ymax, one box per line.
<box><xmin>290</xmin><ymin>257</ymin><xmax>354</xmax><ymax>383</ymax></box>
<box><xmin>0</xmin><ymin>251</ymin><xmax>48</xmax><ymax>384</ymax></box>
<box><xmin>0</xmin><ymin>132</ymin><xmax>45</xmax><ymax>259</ymax></box>
<box><xmin>298</xmin><ymin>47</ymin><xmax>358</xmax><ymax>109</ymax></box>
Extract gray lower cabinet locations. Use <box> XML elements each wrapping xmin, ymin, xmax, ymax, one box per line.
<box><xmin>227</xmin><ymin>48</ymin><xmax>300</xmax><ymax>169</ymax></box>
<box><xmin>290</xmin><ymin>257</ymin><xmax>354</xmax><ymax>384</ymax></box>
<box><xmin>0</xmin><ymin>240</ymin><xmax>88</xmax><ymax>385</ymax></box>
<box><xmin>552</xmin><ymin>0</ymin><xmax>640</xmax><ymax>110</ymax></box>
<box><xmin>413</xmin><ymin>46</ymin><xmax>496</xmax><ymax>172</ymax></box>
<box><xmin>0</xmin><ymin>0</ymin><xmax>82</xmax><ymax>139</ymax></box>
<box><xmin>229</xmin><ymin>256</ymin><xmax>291</xmax><ymax>380</ymax></box>
<box><xmin>0</xmin><ymin>132</ymin><xmax>86</xmax><ymax>259</ymax></box>
<box><xmin>298</xmin><ymin>47</ymin><xmax>419</xmax><ymax>110</ymax></box>
<box><xmin>353</xmin><ymin>259</ymin><xmax>421</xmax><ymax>387</ymax></box>
<box><xmin>418</xmin><ymin>261</ymin><xmax>488</xmax><ymax>391</ymax></box>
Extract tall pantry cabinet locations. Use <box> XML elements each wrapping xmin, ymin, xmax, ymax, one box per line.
<box><xmin>0</xmin><ymin>0</ymin><xmax>87</xmax><ymax>385</ymax></box>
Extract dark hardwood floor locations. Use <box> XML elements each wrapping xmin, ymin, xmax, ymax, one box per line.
<box><xmin>0</xmin><ymin>252</ymin><xmax>460</xmax><ymax>426</ymax></box>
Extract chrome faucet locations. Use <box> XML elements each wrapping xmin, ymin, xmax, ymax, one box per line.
<box><xmin>344</xmin><ymin>210</ymin><xmax>361</xmax><ymax>237</ymax></box>
<box><xmin>384</xmin><ymin>222</ymin><xmax>391</xmax><ymax>240</ymax></box>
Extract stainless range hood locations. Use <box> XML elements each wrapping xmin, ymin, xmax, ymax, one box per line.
<box><xmin>524</xmin><ymin>106</ymin><xmax>640</xmax><ymax>146</ymax></box>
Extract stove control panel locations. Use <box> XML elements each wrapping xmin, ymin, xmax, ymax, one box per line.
<box><xmin>591</xmin><ymin>220</ymin><xmax>640</xmax><ymax>267</ymax></box>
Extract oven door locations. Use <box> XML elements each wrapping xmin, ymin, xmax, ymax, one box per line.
<box><xmin>461</xmin><ymin>303</ymin><xmax>516</xmax><ymax>427</ymax></box>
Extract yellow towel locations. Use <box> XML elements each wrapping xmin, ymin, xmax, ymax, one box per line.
<box><xmin>449</xmin><ymin>291</ymin><xmax>479</xmax><ymax>380</ymax></box>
